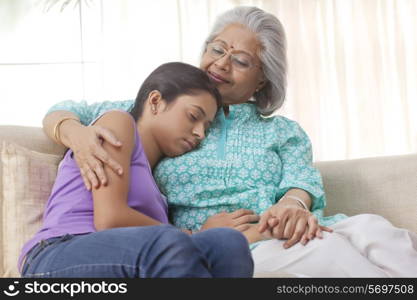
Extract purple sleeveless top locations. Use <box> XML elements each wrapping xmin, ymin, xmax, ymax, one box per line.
<box><xmin>18</xmin><ymin>110</ymin><xmax>168</xmax><ymax>270</ymax></box>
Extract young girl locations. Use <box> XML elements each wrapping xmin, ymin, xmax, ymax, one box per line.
<box><xmin>19</xmin><ymin>62</ymin><xmax>254</xmax><ymax>278</ymax></box>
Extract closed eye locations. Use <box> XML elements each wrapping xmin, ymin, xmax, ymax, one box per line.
<box><xmin>233</xmin><ymin>58</ymin><xmax>250</xmax><ymax>67</ymax></box>
<box><xmin>212</xmin><ymin>47</ymin><xmax>225</xmax><ymax>55</ymax></box>
<box><xmin>189</xmin><ymin>114</ymin><xmax>197</xmax><ymax>121</ymax></box>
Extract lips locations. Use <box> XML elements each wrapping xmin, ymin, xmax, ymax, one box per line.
<box><xmin>207</xmin><ymin>71</ymin><xmax>230</xmax><ymax>84</ymax></box>
<box><xmin>183</xmin><ymin>139</ymin><xmax>197</xmax><ymax>151</ymax></box>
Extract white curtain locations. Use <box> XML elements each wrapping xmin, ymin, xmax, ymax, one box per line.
<box><xmin>1</xmin><ymin>0</ymin><xmax>416</xmax><ymax>161</ymax></box>
<box><xmin>264</xmin><ymin>0</ymin><xmax>417</xmax><ymax>161</ymax></box>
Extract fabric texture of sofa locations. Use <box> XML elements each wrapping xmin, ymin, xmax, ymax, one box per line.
<box><xmin>1</xmin><ymin>125</ymin><xmax>416</xmax><ymax>278</ymax></box>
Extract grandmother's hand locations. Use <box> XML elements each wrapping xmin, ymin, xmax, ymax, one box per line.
<box><xmin>69</xmin><ymin>125</ymin><xmax>123</xmax><ymax>190</ymax></box>
<box><xmin>200</xmin><ymin>209</ymin><xmax>260</xmax><ymax>232</ymax></box>
<box><xmin>258</xmin><ymin>203</ymin><xmax>333</xmax><ymax>249</ymax></box>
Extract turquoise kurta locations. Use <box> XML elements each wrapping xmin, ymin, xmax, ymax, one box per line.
<box><xmin>48</xmin><ymin>100</ymin><xmax>347</xmax><ymax>233</ymax></box>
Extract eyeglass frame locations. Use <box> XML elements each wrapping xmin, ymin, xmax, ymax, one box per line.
<box><xmin>204</xmin><ymin>41</ymin><xmax>262</xmax><ymax>71</ymax></box>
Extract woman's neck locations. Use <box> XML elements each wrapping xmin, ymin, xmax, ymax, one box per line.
<box><xmin>222</xmin><ymin>100</ymin><xmax>252</xmax><ymax>116</ymax></box>
<box><xmin>136</xmin><ymin>122</ymin><xmax>162</xmax><ymax>169</ymax></box>
<box><xmin>223</xmin><ymin>105</ymin><xmax>229</xmax><ymax>116</ymax></box>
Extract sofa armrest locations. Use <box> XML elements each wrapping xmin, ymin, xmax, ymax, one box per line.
<box><xmin>314</xmin><ymin>154</ymin><xmax>417</xmax><ymax>233</ymax></box>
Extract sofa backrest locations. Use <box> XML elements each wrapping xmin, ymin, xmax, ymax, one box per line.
<box><xmin>0</xmin><ymin>126</ymin><xmax>66</xmax><ymax>156</ymax></box>
<box><xmin>316</xmin><ymin>154</ymin><xmax>417</xmax><ymax>233</ymax></box>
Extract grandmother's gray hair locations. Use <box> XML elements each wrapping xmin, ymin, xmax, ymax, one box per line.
<box><xmin>203</xmin><ymin>6</ymin><xmax>287</xmax><ymax>116</ymax></box>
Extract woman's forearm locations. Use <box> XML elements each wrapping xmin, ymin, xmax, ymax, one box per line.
<box><xmin>42</xmin><ymin>111</ymin><xmax>83</xmax><ymax>148</ymax></box>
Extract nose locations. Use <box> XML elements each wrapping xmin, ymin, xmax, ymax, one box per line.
<box><xmin>214</xmin><ymin>52</ymin><xmax>232</xmax><ymax>71</ymax></box>
<box><xmin>192</xmin><ymin>123</ymin><xmax>206</xmax><ymax>141</ymax></box>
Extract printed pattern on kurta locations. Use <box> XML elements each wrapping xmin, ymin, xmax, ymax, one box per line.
<box><xmin>154</xmin><ymin>103</ymin><xmax>347</xmax><ymax>232</ymax></box>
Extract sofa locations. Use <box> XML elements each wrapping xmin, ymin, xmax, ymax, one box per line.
<box><xmin>1</xmin><ymin>125</ymin><xmax>416</xmax><ymax>277</ymax></box>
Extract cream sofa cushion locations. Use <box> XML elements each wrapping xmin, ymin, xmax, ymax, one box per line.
<box><xmin>1</xmin><ymin>141</ymin><xmax>61</xmax><ymax>277</ymax></box>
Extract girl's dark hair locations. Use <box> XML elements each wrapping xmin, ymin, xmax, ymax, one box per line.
<box><xmin>130</xmin><ymin>62</ymin><xmax>222</xmax><ymax>121</ymax></box>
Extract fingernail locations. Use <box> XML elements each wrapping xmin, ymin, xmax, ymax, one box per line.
<box><xmin>118</xmin><ymin>169</ymin><xmax>123</xmax><ymax>175</ymax></box>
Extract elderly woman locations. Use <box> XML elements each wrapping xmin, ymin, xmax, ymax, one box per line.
<box><xmin>42</xmin><ymin>6</ymin><xmax>417</xmax><ymax>277</ymax></box>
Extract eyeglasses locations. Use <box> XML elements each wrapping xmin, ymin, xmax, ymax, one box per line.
<box><xmin>205</xmin><ymin>42</ymin><xmax>261</xmax><ymax>71</ymax></box>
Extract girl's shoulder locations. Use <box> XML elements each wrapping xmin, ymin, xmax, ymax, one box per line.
<box><xmin>92</xmin><ymin>110</ymin><xmax>138</xmax><ymax>150</ymax></box>
<box><xmin>90</xmin><ymin>109</ymin><xmax>135</xmax><ymax>126</ymax></box>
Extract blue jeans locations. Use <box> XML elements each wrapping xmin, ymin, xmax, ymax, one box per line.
<box><xmin>21</xmin><ymin>225</ymin><xmax>253</xmax><ymax>278</ymax></box>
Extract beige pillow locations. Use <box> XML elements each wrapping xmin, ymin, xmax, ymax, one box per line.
<box><xmin>1</xmin><ymin>141</ymin><xmax>61</xmax><ymax>277</ymax></box>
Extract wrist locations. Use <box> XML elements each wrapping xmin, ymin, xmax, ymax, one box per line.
<box><xmin>59</xmin><ymin>119</ymin><xmax>83</xmax><ymax>148</ymax></box>
<box><xmin>242</xmin><ymin>224</ymin><xmax>269</xmax><ymax>244</ymax></box>
<box><xmin>242</xmin><ymin>226</ymin><xmax>260</xmax><ymax>244</ymax></box>
<box><xmin>278</xmin><ymin>195</ymin><xmax>309</xmax><ymax>210</ymax></box>
<box><xmin>181</xmin><ymin>228</ymin><xmax>192</xmax><ymax>235</ymax></box>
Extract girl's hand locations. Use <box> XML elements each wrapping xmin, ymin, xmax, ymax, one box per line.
<box><xmin>241</xmin><ymin>223</ymin><xmax>274</xmax><ymax>244</ymax></box>
<box><xmin>258</xmin><ymin>203</ymin><xmax>333</xmax><ymax>249</ymax></box>
<box><xmin>200</xmin><ymin>209</ymin><xmax>260</xmax><ymax>232</ymax></box>
<box><xmin>69</xmin><ymin>124</ymin><xmax>124</xmax><ymax>190</ymax></box>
